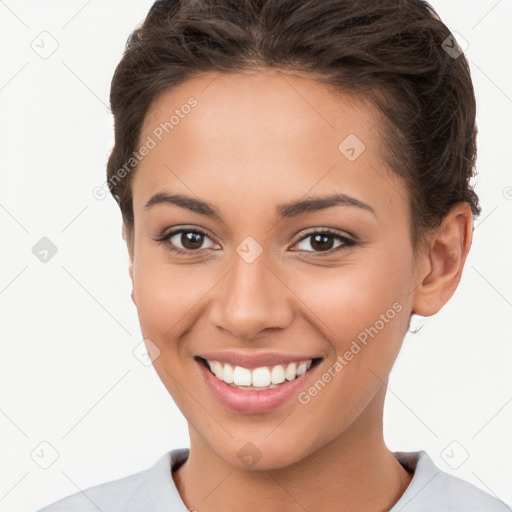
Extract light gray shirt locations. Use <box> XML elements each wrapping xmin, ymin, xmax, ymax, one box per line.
<box><xmin>36</xmin><ymin>449</ymin><xmax>510</xmax><ymax>511</ymax></box>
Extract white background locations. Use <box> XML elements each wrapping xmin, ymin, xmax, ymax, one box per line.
<box><xmin>1</xmin><ymin>1</ymin><xmax>511</xmax><ymax>510</ymax></box>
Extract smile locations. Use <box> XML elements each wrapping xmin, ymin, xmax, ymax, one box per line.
<box><xmin>195</xmin><ymin>353</ymin><xmax>323</xmax><ymax>413</ymax></box>
<box><xmin>204</xmin><ymin>358</ymin><xmax>316</xmax><ymax>390</ymax></box>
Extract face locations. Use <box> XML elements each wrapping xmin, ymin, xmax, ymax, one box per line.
<box><xmin>129</xmin><ymin>69</ymin><xmax>419</xmax><ymax>469</ymax></box>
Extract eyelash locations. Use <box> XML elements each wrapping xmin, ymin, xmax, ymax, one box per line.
<box><xmin>154</xmin><ymin>227</ymin><xmax>356</xmax><ymax>256</ymax></box>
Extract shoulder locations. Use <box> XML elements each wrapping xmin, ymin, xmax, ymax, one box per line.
<box><xmin>35</xmin><ymin>449</ymin><xmax>189</xmax><ymax>512</ymax></box>
<box><xmin>35</xmin><ymin>466</ymin><xmax>149</xmax><ymax>512</ymax></box>
<box><xmin>391</xmin><ymin>450</ymin><xmax>510</xmax><ymax>511</ymax></box>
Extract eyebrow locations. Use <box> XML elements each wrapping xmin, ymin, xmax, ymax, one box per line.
<box><xmin>144</xmin><ymin>191</ymin><xmax>377</xmax><ymax>219</ymax></box>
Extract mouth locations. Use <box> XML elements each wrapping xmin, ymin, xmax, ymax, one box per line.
<box><xmin>196</xmin><ymin>355</ymin><xmax>323</xmax><ymax>391</ymax></box>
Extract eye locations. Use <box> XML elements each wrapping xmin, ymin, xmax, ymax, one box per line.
<box><xmin>154</xmin><ymin>227</ymin><xmax>356</xmax><ymax>256</ymax></box>
<box><xmin>291</xmin><ymin>228</ymin><xmax>356</xmax><ymax>254</ymax></box>
<box><xmin>154</xmin><ymin>227</ymin><xmax>220</xmax><ymax>255</ymax></box>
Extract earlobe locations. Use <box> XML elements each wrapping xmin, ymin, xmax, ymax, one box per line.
<box><xmin>129</xmin><ymin>261</ymin><xmax>136</xmax><ymax>305</ymax></box>
<box><xmin>412</xmin><ymin>203</ymin><xmax>473</xmax><ymax>317</ymax></box>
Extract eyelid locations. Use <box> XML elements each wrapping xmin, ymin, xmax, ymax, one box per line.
<box><xmin>293</xmin><ymin>227</ymin><xmax>355</xmax><ymax>243</ymax></box>
<box><xmin>156</xmin><ymin>224</ymin><xmax>214</xmax><ymax>240</ymax></box>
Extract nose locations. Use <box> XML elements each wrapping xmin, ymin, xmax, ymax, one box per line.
<box><xmin>209</xmin><ymin>248</ymin><xmax>294</xmax><ymax>341</ymax></box>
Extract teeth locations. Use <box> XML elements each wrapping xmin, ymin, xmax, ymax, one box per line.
<box><xmin>233</xmin><ymin>366</ymin><xmax>251</xmax><ymax>386</ymax></box>
<box><xmin>205</xmin><ymin>358</ymin><xmax>314</xmax><ymax>390</ymax></box>
<box><xmin>296</xmin><ymin>361</ymin><xmax>308</xmax><ymax>376</ymax></box>
<box><xmin>285</xmin><ymin>362</ymin><xmax>297</xmax><ymax>380</ymax></box>
<box><xmin>252</xmin><ymin>367</ymin><xmax>270</xmax><ymax>387</ymax></box>
<box><xmin>210</xmin><ymin>360</ymin><xmax>223</xmax><ymax>379</ymax></box>
<box><xmin>223</xmin><ymin>363</ymin><xmax>234</xmax><ymax>384</ymax></box>
<box><xmin>270</xmin><ymin>365</ymin><xmax>286</xmax><ymax>384</ymax></box>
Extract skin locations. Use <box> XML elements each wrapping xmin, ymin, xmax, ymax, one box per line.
<box><xmin>124</xmin><ymin>68</ymin><xmax>473</xmax><ymax>512</ymax></box>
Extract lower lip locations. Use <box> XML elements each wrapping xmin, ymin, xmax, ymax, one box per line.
<box><xmin>197</xmin><ymin>359</ymin><xmax>320</xmax><ymax>414</ymax></box>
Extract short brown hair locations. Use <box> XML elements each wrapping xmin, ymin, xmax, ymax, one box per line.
<box><xmin>107</xmin><ymin>0</ymin><xmax>480</xmax><ymax>250</ymax></box>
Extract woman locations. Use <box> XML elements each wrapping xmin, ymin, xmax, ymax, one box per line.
<box><xmin>37</xmin><ymin>0</ymin><xmax>509</xmax><ymax>510</ymax></box>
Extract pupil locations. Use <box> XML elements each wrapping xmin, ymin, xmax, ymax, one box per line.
<box><xmin>182</xmin><ymin>232</ymin><xmax>203</xmax><ymax>250</ymax></box>
<box><xmin>311</xmin><ymin>234</ymin><xmax>333</xmax><ymax>251</ymax></box>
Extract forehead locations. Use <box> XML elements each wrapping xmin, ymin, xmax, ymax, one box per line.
<box><xmin>140</xmin><ymin>68</ymin><xmax>384</xmax><ymax>155</ymax></box>
<box><xmin>133</xmin><ymin>69</ymin><xmax>405</xmax><ymax>223</ymax></box>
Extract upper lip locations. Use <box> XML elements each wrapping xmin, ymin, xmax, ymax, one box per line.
<box><xmin>197</xmin><ymin>351</ymin><xmax>321</xmax><ymax>369</ymax></box>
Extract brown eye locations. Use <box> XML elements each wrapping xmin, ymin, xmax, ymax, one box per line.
<box><xmin>155</xmin><ymin>228</ymin><xmax>220</xmax><ymax>255</ymax></box>
<box><xmin>177</xmin><ymin>231</ymin><xmax>205</xmax><ymax>250</ymax></box>
<box><xmin>292</xmin><ymin>229</ymin><xmax>356</xmax><ymax>254</ymax></box>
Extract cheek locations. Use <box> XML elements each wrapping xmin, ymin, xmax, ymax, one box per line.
<box><xmin>285</xmin><ymin>262</ymin><xmax>410</xmax><ymax>432</ymax></box>
<box><xmin>134</xmin><ymin>267</ymin><xmax>199</xmax><ymax>340</ymax></box>
<box><xmin>289</xmin><ymin>254</ymin><xmax>411</xmax><ymax>347</ymax></box>
<box><xmin>132</xmin><ymin>248</ymin><xmax>228</xmax><ymax>365</ymax></box>
<box><xmin>131</xmin><ymin>257</ymin><xmax>208</xmax><ymax>402</ymax></box>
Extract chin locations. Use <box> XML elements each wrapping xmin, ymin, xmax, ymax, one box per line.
<box><xmin>205</xmin><ymin>433</ymin><xmax>317</xmax><ymax>471</ymax></box>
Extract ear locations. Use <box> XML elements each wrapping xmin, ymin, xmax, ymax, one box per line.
<box><xmin>412</xmin><ymin>202</ymin><xmax>473</xmax><ymax>316</ymax></box>
<box><xmin>122</xmin><ymin>222</ymin><xmax>136</xmax><ymax>305</ymax></box>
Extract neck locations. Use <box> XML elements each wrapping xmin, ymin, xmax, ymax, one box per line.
<box><xmin>173</xmin><ymin>386</ymin><xmax>413</xmax><ymax>512</ymax></box>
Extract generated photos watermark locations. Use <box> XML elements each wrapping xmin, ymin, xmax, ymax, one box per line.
<box><xmin>92</xmin><ymin>97</ymin><xmax>198</xmax><ymax>201</ymax></box>
<box><xmin>298</xmin><ymin>301</ymin><xmax>403</xmax><ymax>405</ymax></box>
